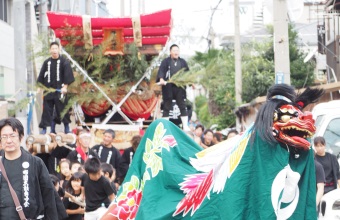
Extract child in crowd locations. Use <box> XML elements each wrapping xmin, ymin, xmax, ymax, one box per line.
<box><xmin>50</xmin><ymin>174</ymin><xmax>65</xmax><ymax>198</ymax></box>
<box><xmin>213</xmin><ymin>132</ymin><xmax>222</xmax><ymax>144</ymax></box>
<box><xmin>82</xmin><ymin>157</ymin><xmax>115</xmax><ymax>220</ymax></box>
<box><xmin>201</xmin><ymin>129</ymin><xmax>214</xmax><ymax>148</ymax></box>
<box><xmin>78</xmin><ymin>165</ymin><xmax>85</xmax><ymax>173</ymax></box>
<box><xmin>227</xmin><ymin>129</ymin><xmax>239</xmax><ymax>139</ymax></box>
<box><xmin>101</xmin><ymin>162</ymin><xmax>117</xmax><ymax>195</ymax></box>
<box><xmin>63</xmin><ymin>172</ymin><xmax>85</xmax><ymax>220</ymax></box>
<box><xmin>50</xmin><ymin>174</ymin><xmax>69</xmax><ymax>219</ymax></box>
<box><xmin>60</xmin><ymin>158</ymin><xmax>72</xmax><ymax>189</ymax></box>
<box><xmin>70</xmin><ymin>161</ymin><xmax>82</xmax><ymax>175</ymax></box>
<box><xmin>193</xmin><ymin>124</ymin><xmax>204</xmax><ymax>145</ymax></box>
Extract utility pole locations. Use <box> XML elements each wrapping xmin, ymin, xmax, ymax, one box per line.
<box><xmin>86</xmin><ymin>0</ymin><xmax>91</xmax><ymax>15</ymax></box>
<box><xmin>13</xmin><ymin>0</ymin><xmax>27</xmax><ymax>130</ymax></box>
<box><xmin>120</xmin><ymin>0</ymin><xmax>125</xmax><ymax>16</ymax></box>
<box><xmin>273</xmin><ymin>0</ymin><xmax>290</xmax><ymax>84</ymax></box>
<box><xmin>94</xmin><ymin>0</ymin><xmax>100</xmax><ymax>17</ymax></box>
<box><xmin>39</xmin><ymin>0</ymin><xmax>48</xmax><ymax>34</ymax></box>
<box><xmin>130</xmin><ymin>0</ymin><xmax>132</xmax><ymax>15</ymax></box>
<box><xmin>140</xmin><ymin>0</ymin><xmax>145</xmax><ymax>14</ymax></box>
<box><xmin>26</xmin><ymin>1</ymin><xmax>35</xmax><ymax>134</ymax></box>
<box><xmin>234</xmin><ymin>0</ymin><xmax>242</xmax><ymax>104</ymax></box>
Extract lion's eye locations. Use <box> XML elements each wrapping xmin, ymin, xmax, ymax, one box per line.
<box><xmin>288</xmin><ymin>109</ymin><xmax>295</xmax><ymax>114</ymax></box>
<box><xmin>281</xmin><ymin>115</ymin><xmax>291</xmax><ymax>123</ymax></box>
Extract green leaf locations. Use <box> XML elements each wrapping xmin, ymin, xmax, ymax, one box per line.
<box><xmin>141</xmin><ymin>171</ymin><xmax>150</xmax><ymax>190</ymax></box>
<box><xmin>154</xmin><ymin>123</ymin><xmax>166</xmax><ymax>145</ymax></box>
<box><xmin>143</xmin><ymin>151</ymin><xmax>150</xmax><ymax>165</ymax></box>
<box><xmin>145</xmin><ymin>138</ymin><xmax>152</xmax><ymax>154</ymax></box>
<box><xmin>130</xmin><ymin>175</ymin><xmax>140</xmax><ymax>190</ymax></box>
<box><xmin>149</xmin><ymin>152</ymin><xmax>163</xmax><ymax>177</ymax></box>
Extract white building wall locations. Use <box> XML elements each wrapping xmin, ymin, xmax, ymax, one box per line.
<box><xmin>298</xmin><ymin>4</ymin><xmax>323</xmax><ymax>24</ymax></box>
<box><xmin>0</xmin><ymin>20</ymin><xmax>15</xmax><ymax>98</ymax></box>
<box><xmin>0</xmin><ymin>21</ymin><xmax>14</xmax><ymax>69</ymax></box>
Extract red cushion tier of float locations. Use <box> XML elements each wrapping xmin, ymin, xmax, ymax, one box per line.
<box><xmin>47</xmin><ymin>9</ymin><xmax>172</xmax><ymax>29</ymax></box>
<box><xmin>54</xmin><ymin>27</ymin><xmax>171</xmax><ymax>38</ymax></box>
<box><xmin>60</xmin><ymin>37</ymin><xmax>168</xmax><ymax>46</ymax></box>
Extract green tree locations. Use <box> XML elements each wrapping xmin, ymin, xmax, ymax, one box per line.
<box><xmin>242</xmin><ymin>41</ymin><xmax>275</xmax><ymax>103</ymax></box>
<box><xmin>189</xmin><ymin>24</ymin><xmax>316</xmax><ymax>129</ymax></box>
<box><xmin>242</xmin><ymin>24</ymin><xmax>315</xmax><ymax>102</ymax></box>
<box><xmin>190</xmin><ymin>49</ymin><xmax>236</xmax><ymax>129</ymax></box>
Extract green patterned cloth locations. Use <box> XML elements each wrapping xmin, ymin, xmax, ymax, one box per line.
<box><xmin>105</xmin><ymin>119</ymin><xmax>316</xmax><ymax>220</ymax></box>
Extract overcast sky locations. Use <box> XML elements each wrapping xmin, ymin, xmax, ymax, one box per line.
<box><xmin>106</xmin><ymin>0</ymin><xmax>319</xmax><ymax>56</ymax></box>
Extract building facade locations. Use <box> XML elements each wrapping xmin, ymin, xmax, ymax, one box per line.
<box><xmin>0</xmin><ymin>0</ymin><xmax>15</xmax><ymax>99</ymax></box>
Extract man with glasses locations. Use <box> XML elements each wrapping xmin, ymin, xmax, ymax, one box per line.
<box><xmin>0</xmin><ymin>117</ymin><xmax>62</xmax><ymax>219</ymax></box>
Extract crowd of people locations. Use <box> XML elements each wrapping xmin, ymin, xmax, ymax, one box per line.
<box><xmin>0</xmin><ymin>117</ymin><xmax>142</xmax><ymax>219</ymax></box>
<box><xmin>2</xmin><ymin>114</ymin><xmax>338</xmax><ymax>218</ymax></box>
<box><xmin>51</xmin><ymin>128</ymin><xmax>141</xmax><ymax>220</ymax></box>
<box><xmin>0</xmin><ymin>117</ymin><xmax>242</xmax><ymax>219</ymax></box>
<box><xmin>2</xmin><ymin>41</ymin><xmax>336</xmax><ymax>219</ymax></box>
<box><xmin>0</xmin><ymin>41</ymin><xmax>236</xmax><ymax>219</ymax></box>
<box><xmin>189</xmin><ymin>123</ymin><xmax>239</xmax><ymax>149</ymax></box>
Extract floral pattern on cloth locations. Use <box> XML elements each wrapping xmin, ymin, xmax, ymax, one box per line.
<box><xmin>110</xmin><ymin>177</ymin><xmax>143</xmax><ymax>220</ymax></box>
<box><xmin>106</xmin><ymin>122</ymin><xmax>177</xmax><ymax>220</ymax></box>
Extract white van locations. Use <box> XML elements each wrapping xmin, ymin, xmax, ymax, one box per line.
<box><xmin>312</xmin><ymin>100</ymin><xmax>340</xmax><ymax>121</ymax></box>
<box><xmin>313</xmin><ymin>101</ymin><xmax>340</xmax><ymax>219</ymax></box>
<box><xmin>312</xmin><ymin>100</ymin><xmax>340</xmax><ymax>156</ymax></box>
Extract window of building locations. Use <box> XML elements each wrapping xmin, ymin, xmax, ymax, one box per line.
<box><xmin>0</xmin><ymin>0</ymin><xmax>8</xmax><ymax>22</ymax></box>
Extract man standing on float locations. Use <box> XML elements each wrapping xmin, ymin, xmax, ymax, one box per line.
<box><xmin>37</xmin><ymin>41</ymin><xmax>75</xmax><ymax>134</ymax></box>
<box><xmin>157</xmin><ymin>44</ymin><xmax>190</xmax><ymax>131</ymax></box>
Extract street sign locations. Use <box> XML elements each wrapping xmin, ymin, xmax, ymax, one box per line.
<box><xmin>275</xmin><ymin>72</ymin><xmax>284</xmax><ymax>84</ymax></box>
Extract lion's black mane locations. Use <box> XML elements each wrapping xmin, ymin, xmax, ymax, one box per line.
<box><xmin>249</xmin><ymin>84</ymin><xmax>324</xmax><ymax>146</ymax></box>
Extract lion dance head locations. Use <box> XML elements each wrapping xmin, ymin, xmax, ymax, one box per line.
<box><xmin>251</xmin><ymin>84</ymin><xmax>324</xmax><ymax>151</ymax></box>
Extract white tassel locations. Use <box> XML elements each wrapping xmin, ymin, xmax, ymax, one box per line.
<box><xmin>47</xmin><ymin>61</ymin><xmax>51</xmax><ymax>83</ymax></box>
<box><xmin>57</xmin><ymin>59</ymin><xmax>60</xmax><ymax>81</ymax></box>
<box><xmin>98</xmin><ymin>146</ymin><xmax>103</xmax><ymax>158</ymax></box>
<box><xmin>106</xmin><ymin>151</ymin><xmax>112</xmax><ymax>164</ymax></box>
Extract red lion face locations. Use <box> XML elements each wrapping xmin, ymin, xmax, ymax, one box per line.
<box><xmin>273</xmin><ymin>104</ymin><xmax>316</xmax><ymax>151</ymax></box>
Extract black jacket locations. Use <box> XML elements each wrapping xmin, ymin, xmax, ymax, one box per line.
<box><xmin>0</xmin><ymin>148</ymin><xmax>66</xmax><ymax>219</ymax></box>
<box><xmin>37</xmin><ymin>55</ymin><xmax>75</xmax><ymax>100</ymax></box>
<box><xmin>157</xmin><ymin>56</ymin><xmax>189</xmax><ymax>100</ymax></box>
